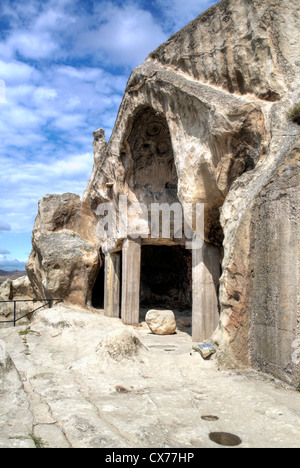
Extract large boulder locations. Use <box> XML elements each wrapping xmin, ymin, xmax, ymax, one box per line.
<box><xmin>11</xmin><ymin>276</ymin><xmax>33</xmax><ymax>300</ymax></box>
<box><xmin>146</xmin><ymin>310</ymin><xmax>177</xmax><ymax>335</ymax></box>
<box><xmin>0</xmin><ymin>276</ymin><xmax>35</xmax><ymax>324</ymax></box>
<box><xmin>26</xmin><ymin>193</ymin><xmax>100</xmax><ymax>307</ymax></box>
<box><xmin>0</xmin><ymin>279</ymin><xmax>13</xmax><ymax>301</ymax></box>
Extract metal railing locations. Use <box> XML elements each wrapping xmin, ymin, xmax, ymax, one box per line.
<box><xmin>0</xmin><ymin>299</ymin><xmax>63</xmax><ymax>327</ymax></box>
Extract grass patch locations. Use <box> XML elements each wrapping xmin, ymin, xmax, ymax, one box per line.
<box><xmin>18</xmin><ymin>328</ymin><xmax>41</xmax><ymax>337</ymax></box>
<box><xmin>287</xmin><ymin>103</ymin><xmax>300</xmax><ymax>125</ymax></box>
<box><xmin>29</xmin><ymin>433</ymin><xmax>46</xmax><ymax>449</ymax></box>
<box><xmin>296</xmin><ymin>383</ymin><xmax>300</xmax><ymax>393</ymax></box>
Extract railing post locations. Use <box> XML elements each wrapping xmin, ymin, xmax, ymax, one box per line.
<box><xmin>0</xmin><ymin>298</ymin><xmax>63</xmax><ymax>327</ymax></box>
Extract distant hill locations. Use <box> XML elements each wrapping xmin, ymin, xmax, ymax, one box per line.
<box><xmin>0</xmin><ymin>270</ymin><xmax>27</xmax><ymax>285</ymax></box>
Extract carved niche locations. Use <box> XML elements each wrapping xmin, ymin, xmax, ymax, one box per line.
<box><xmin>127</xmin><ymin>107</ymin><xmax>178</xmax><ymax>198</ymax></box>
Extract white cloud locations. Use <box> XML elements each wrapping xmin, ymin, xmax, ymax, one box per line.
<box><xmin>0</xmin><ymin>60</ymin><xmax>128</xmax><ymax>161</ymax></box>
<box><xmin>0</xmin><ymin>80</ymin><xmax>5</xmax><ymax>103</ymax></box>
<box><xmin>75</xmin><ymin>3</ymin><xmax>167</xmax><ymax>68</ymax></box>
<box><xmin>1</xmin><ymin>0</ymin><xmax>167</xmax><ymax>67</ymax></box>
<box><xmin>1</xmin><ymin>0</ymin><xmax>40</xmax><ymax>24</ymax></box>
<box><xmin>155</xmin><ymin>0</ymin><xmax>216</xmax><ymax>31</ymax></box>
<box><xmin>0</xmin><ymin>221</ymin><xmax>11</xmax><ymax>232</ymax></box>
<box><xmin>33</xmin><ymin>6</ymin><xmax>75</xmax><ymax>32</ymax></box>
<box><xmin>32</xmin><ymin>87</ymin><xmax>58</xmax><ymax>105</ymax></box>
<box><xmin>0</xmin><ymin>3</ymin><xmax>130</xmax><ymax>243</ymax></box>
<box><xmin>0</xmin><ymin>0</ymin><xmax>76</xmax><ymax>61</ymax></box>
<box><xmin>53</xmin><ymin>114</ymin><xmax>86</xmax><ymax>132</ymax></box>
<box><xmin>0</xmin><ymin>151</ymin><xmax>94</xmax><ymax>234</ymax></box>
<box><xmin>0</xmin><ymin>59</ymin><xmax>38</xmax><ymax>85</ymax></box>
<box><xmin>0</xmin><ymin>249</ymin><xmax>10</xmax><ymax>255</ymax></box>
<box><xmin>0</xmin><ymin>255</ymin><xmax>26</xmax><ymax>271</ymax></box>
<box><xmin>7</xmin><ymin>32</ymin><xmax>59</xmax><ymax>60</ymax></box>
<box><xmin>0</xmin><ymin>43</ymin><xmax>13</xmax><ymax>61</ymax></box>
<box><xmin>2</xmin><ymin>104</ymin><xmax>41</xmax><ymax>129</ymax></box>
<box><xmin>56</xmin><ymin>66</ymin><xmax>102</xmax><ymax>81</ymax></box>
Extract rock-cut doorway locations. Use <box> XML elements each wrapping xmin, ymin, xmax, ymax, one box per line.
<box><xmin>140</xmin><ymin>244</ymin><xmax>192</xmax><ymax>334</ymax></box>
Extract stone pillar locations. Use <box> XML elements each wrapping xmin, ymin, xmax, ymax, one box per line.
<box><xmin>192</xmin><ymin>242</ymin><xmax>220</xmax><ymax>342</ymax></box>
<box><xmin>121</xmin><ymin>238</ymin><xmax>141</xmax><ymax>325</ymax></box>
<box><xmin>104</xmin><ymin>252</ymin><xmax>121</xmax><ymax>318</ymax></box>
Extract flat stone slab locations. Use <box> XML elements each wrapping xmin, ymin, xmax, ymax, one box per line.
<box><xmin>0</xmin><ymin>304</ymin><xmax>299</xmax><ymax>448</ymax></box>
<box><xmin>192</xmin><ymin>343</ymin><xmax>216</xmax><ymax>359</ymax></box>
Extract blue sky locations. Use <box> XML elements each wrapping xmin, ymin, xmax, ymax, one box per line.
<box><xmin>0</xmin><ymin>0</ymin><xmax>217</xmax><ymax>271</ymax></box>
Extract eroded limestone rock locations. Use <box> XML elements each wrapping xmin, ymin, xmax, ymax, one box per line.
<box><xmin>27</xmin><ymin>193</ymin><xmax>99</xmax><ymax>307</ymax></box>
<box><xmin>25</xmin><ymin>0</ymin><xmax>300</xmax><ymax>386</ymax></box>
<box><xmin>0</xmin><ymin>276</ymin><xmax>35</xmax><ymax>323</ymax></box>
<box><xmin>0</xmin><ymin>340</ymin><xmax>12</xmax><ymax>373</ymax></box>
<box><xmin>96</xmin><ymin>330</ymin><xmax>148</xmax><ymax>362</ymax></box>
<box><xmin>148</xmin><ymin>0</ymin><xmax>299</xmax><ymax>99</ymax></box>
<box><xmin>0</xmin><ymin>279</ymin><xmax>12</xmax><ymax>301</ymax></box>
<box><xmin>146</xmin><ymin>310</ymin><xmax>177</xmax><ymax>335</ymax></box>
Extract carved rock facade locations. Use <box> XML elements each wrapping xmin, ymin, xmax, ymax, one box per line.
<box><xmin>27</xmin><ymin>0</ymin><xmax>299</xmax><ymax>386</ymax></box>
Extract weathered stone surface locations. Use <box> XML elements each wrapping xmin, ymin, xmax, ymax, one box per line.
<box><xmin>148</xmin><ymin>0</ymin><xmax>299</xmax><ymax>100</ymax></box>
<box><xmin>0</xmin><ymin>340</ymin><xmax>34</xmax><ymax>448</ymax></box>
<box><xmin>0</xmin><ymin>340</ymin><xmax>12</xmax><ymax>373</ymax></box>
<box><xmin>146</xmin><ymin>310</ymin><xmax>177</xmax><ymax>335</ymax></box>
<box><xmin>11</xmin><ymin>276</ymin><xmax>33</xmax><ymax>300</ymax></box>
<box><xmin>26</xmin><ymin>193</ymin><xmax>99</xmax><ymax>307</ymax></box>
<box><xmin>0</xmin><ymin>279</ymin><xmax>13</xmax><ymax>301</ymax></box>
<box><xmin>96</xmin><ymin>329</ymin><xmax>148</xmax><ymax>362</ymax></box>
<box><xmin>0</xmin><ymin>276</ymin><xmax>35</xmax><ymax>324</ymax></box>
<box><xmin>0</xmin><ymin>305</ymin><xmax>300</xmax><ymax>448</ymax></box>
<box><xmin>0</xmin><ymin>276</ymin><xmax>33</xmax><ymax>302</ymax></box>
<box><xmin>248</xmin><ymin>152</ymin><xmax>300</xmax><ymax>385</ymax></box>
<box><xmin>215</xmin><ymin>132</ymin><xmax>300</xmax><ymax>385</ymax></box>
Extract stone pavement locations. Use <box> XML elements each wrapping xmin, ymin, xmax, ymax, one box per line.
<box><xmin>0</xmin><ymin>304</ymin><xmax>299</xmax><ymax>448</ymax></box>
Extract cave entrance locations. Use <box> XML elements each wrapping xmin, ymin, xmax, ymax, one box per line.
<box><xmin>91</xmin><ymin>259</ymin><xmax>105</xmax><ymax>309</ymax></box>
<box><xmin>140</xmin><ymin>245</ymin><xmax>192</xmax><ymax>332</ymax></box>
<box><xmin>103</xmin><ymin>104</ymin><xmax>222</xmax><ymax>342</ymax></box>
<box><xmin>118</xmin><ymin>237</ymin><xmax>221</xmax><ymax>341</ymax></box>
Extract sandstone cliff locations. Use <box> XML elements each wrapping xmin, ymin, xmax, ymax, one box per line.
<box><xmin>26</xmin><ymin>0</ymin><xmax>299</xmax><ymax>386</ymax></box>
